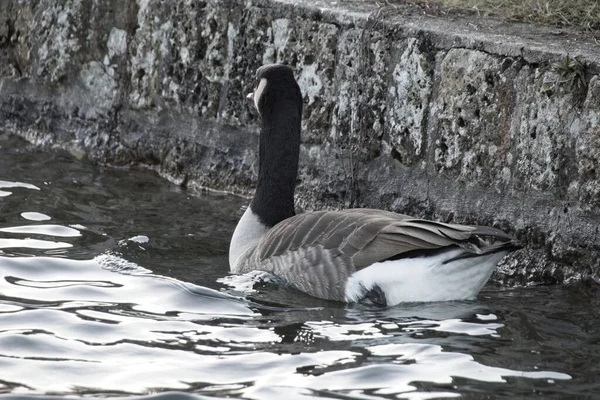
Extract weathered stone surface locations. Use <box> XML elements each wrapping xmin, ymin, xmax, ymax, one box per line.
<box><xmin>0</xmin><ymin>0</ymin><xmax>599</xmax><ymax>284</ymax></box>
<box><xmin>129</xmin><ymin>0</ymin><xmax>230</xmax><ymax>119</ymax></box>
<box><xmin>385</xmin><ymin>38</ymin><xmax>432</xmax><ymax>167</ymax></box>
<box><xmin>431</xmin><ymin>49</ymin><xmax>517</xmax><ymax>189</ymax></box>
<box><xmin>574</xmin><ymin>76</ymin><xmax>600</xmax><ymax>211</ymax></box>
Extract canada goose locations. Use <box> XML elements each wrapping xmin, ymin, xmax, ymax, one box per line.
<box><xmin>229</xmin><ymin>64</ymin><xmax>519</xmax><ymax>306</ymax></box>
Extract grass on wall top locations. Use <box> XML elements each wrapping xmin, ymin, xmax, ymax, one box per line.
<box><xmin>409</xmin><ymin>0</ymin><xmax>600</xmax><ymax>31</ymax></box>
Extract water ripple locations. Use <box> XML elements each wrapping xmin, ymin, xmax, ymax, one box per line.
<box><xmin>0</xmin><ymin>224</ymin><xmax>81</xmax><ymax>237</ymax></box>
<box><xmin>20</xmin><ymin>212</ymin><xmax>52</xmax><ymax>221</ymax></box>
<box><xmin>0</xmin><ymin>238</ymin><xmax>73</xmax><ymax>249</ymax></box>
<box><xmin>0</xmin><ymin>180</ymin><xmax>40</xmax><ymax>191</ymax></box>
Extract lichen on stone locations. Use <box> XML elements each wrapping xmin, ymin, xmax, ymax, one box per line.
<box><xmin>385</xmin><ymin>38</ymin><xmax>432</xmax><ymax>166</ymax></box>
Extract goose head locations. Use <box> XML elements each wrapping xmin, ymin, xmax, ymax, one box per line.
<box><xmin>247</xmin><ymin>64</ymin><xmax>303</xmax><ymax>118</ymax></box>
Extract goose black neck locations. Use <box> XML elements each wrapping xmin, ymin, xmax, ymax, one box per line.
<box><xmin>251</xmin><ymin>100</ymin><xmax>301</xmax><ymax>228</ymax></box>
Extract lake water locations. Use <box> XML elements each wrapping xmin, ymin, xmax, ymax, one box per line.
<box><xmin>0</xmin><ymin>132</ymin><xmax>599</xmax><ymax>399</ymax></box>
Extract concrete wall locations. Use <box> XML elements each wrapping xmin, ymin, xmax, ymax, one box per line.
<box><xmin>1</xmin><ymin>0</ymin><xmax>599</xmax><ymax>284</ymax></box>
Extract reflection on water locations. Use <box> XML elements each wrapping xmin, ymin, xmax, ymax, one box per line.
<box><xmin>0</xmin><ymin>133</ymin><xmax>598</xmax><ymax>399</ymax></box>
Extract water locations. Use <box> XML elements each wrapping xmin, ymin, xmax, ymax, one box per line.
<box><xmin>0</xmin><ymin>132</ymin><xmax>598</xmax><ymax>399</ymax></box>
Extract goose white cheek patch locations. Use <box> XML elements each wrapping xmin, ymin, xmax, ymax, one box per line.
<box><xmin>253</xmin><ymin>78</ymin><xmax>267</xmax><ymax>113</ymax></box>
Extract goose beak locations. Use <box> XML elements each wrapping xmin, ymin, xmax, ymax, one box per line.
<box><xmin>246</xmin><ymin>91</ymin><xmax>258</xmax><ymax>116</ymax></box>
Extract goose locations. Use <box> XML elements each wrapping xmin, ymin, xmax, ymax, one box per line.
<box><xmin>229</xmin><ymin>64</ymin><xmax>519</xmax><ymax>306</ymax></box>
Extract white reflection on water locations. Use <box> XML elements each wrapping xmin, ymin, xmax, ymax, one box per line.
<box><xmin>20</xmin><ymin>212</ymin><xmax>52</xmax><ymax>221</ymax></box>
<box><xmin>307</xmin><ymin>320</ymin><xmax>391</xmax><ymax>340</ymax></box>
<box><xmin>0</xmin><ymin>238</ymin><xmax>73</xmax><ymax>249</ymax></box>
<box><xmin>257</xmin><ymin>345</ymin><xmax>569</xmax><ymax>398</ymax></box>
<box><xmin>0</xmin><ymin>342</ymin><xmax>356</xmax><ymax>394</ymax></box>
<box><xmin>0</xmin><ymin>180</ymin><xmax>41</xmax><ymax>191</ymax></box>
<box><xmin>0</xmin><ymin>224</ymin><xmax>81</xmax><ymax>237</ymax></box>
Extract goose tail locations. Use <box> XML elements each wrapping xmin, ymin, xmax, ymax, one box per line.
<box><xmin>451</xmin><ymin>239</ymin><xmax>521</xmax><ymax>262</ymax></box>
<box><xmin>346</xmin><ymin>241</ymin><xmax>520</xmax><ymax>306</ymax></box>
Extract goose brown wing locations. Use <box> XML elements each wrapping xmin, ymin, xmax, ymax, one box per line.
<box><xmin>245</xmin><ymin>209</ymin><xmax>515</xmax><ymax>268</ymax></box>
<box><xmin>354</xmin><ymin>218</ymin><xmax>514</xmax><ymax>269</ymax></box>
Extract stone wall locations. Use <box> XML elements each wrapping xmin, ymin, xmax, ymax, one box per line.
<box><xmin>1</xmin><ymin>0</ymin><xmax>599</xmax><ymax>284</ymax></box>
